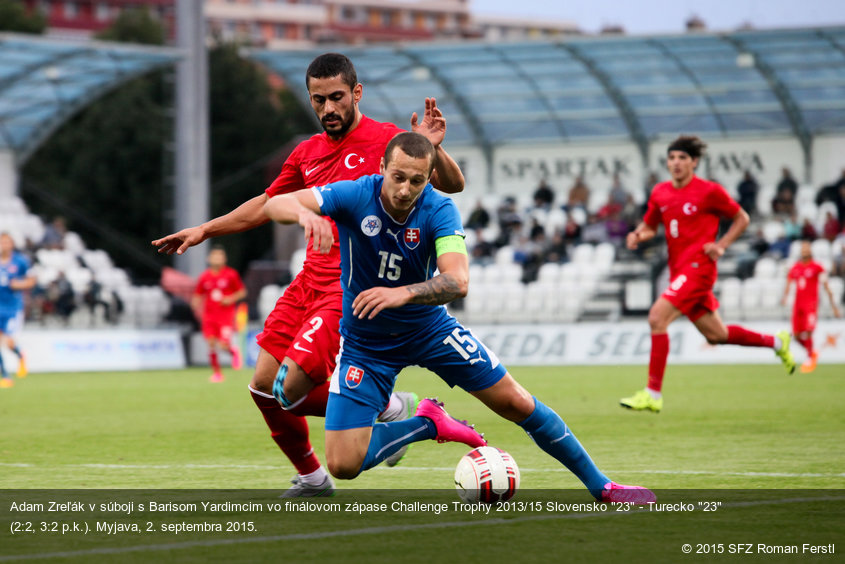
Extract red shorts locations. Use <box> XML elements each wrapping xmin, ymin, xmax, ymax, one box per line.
<box><xmin>202</xmin><ymin>316</ymin><xmax>235</xmax><ymax>341</ymax></box>
<box><xmin>662</xmin><ymin>268</ymin><xmax>719</xmax><ymax>322</ymax></box>
<box><xmin>256</xmin><ymin>275</ymin><xmax>342</xmax><ymax>384</ymax></box>
<box><xmin>792</xmin><ymin>307</ymin><xmax>817</xmax><ymax>336</ymax></box>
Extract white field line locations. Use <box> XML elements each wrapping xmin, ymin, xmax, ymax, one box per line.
<box><xmin>1</xmin><ymin>496</ymin><xmax>842</xmax><ymax>562</ymax></box>
<box><xmin>1</xmin><ymin>462</ymin><xmax>843</xmax><ymax>479</ymax></box>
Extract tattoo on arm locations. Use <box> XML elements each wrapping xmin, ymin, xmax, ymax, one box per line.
<box><xmin>405</xmin><ymin>273</ymin><xmax>463</xmax><ymax>305</ymax></box>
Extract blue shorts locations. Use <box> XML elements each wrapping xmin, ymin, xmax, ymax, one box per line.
<box><xmin>0</xmin><ymin>311</ymin><xmax>23</xmax><ymax>337</ymax></box>
<box><xmin>325</xmin><ymin>314</ymin><xmax>507</xmax><ymax>431</ymax></box>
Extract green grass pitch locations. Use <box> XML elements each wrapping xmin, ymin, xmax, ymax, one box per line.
<box><xmin>1</xmin><ymin>364</ymin><xmax>843</xmax><ymax>562</ymax></box>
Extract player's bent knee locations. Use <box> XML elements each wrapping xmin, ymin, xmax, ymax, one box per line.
<box><xmin>326</xmin><ymin>457</ymin><xmax>362</xmax><ymax>480</ymax></box>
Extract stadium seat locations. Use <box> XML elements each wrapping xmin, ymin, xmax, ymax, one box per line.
<box><xmin>258</xmin><ymin>284</ymin><xmax>285</xmax><ymax>321</ymax></box>
<box><xmin>494</xmin><ymin>245</ymin><xmax>516</xmax><ymax>265</ymax></box>
<box><xmin>544</xmin><ymin>208</ymin><xmax>567</xmax><ymax>234</ymax></box>
<box><xmin>758</xmin><ymin>279</ymin><xmax>786</xmax><ymax>319</ymax></box>
<box><xmin>718</xmin><ymin>277</ymin><xmax>742</xmax><ymax>312</ymax></box>
<box><xmin>754</xmin><ymin>257</ymin><xmax>779</xmax><ymax>279</ymax></box>
<box><xmin>571</xmin><ymin>243</ymin><xmax>594</xmax><ymax>264</ymax></box>
<box><xmin>536</xmin><ymin>262</ymin><xmax>561</xmax><ymax>284</ymax></box>
<box><xmin>741</xmin><ymin>278</ymin><xmax>764</xmax><ymax>319</ymax></box>
<box><xmin>289</xmin><ymin>247</ymin><xmax>306</xmax><ymax>278</ymax></box>
<box><xmin>762</xmin><ymin>221</ymin><xmax>786</xmax><ymax>244</ymax></box>
<box><xmin>811</xmin><ymin>239</ymin><xmax>831</xmax><ymax>261</ymax></box>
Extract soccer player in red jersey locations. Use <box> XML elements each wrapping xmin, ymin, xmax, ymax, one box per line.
<box><xmin>153</xmin><ymin>53</ymin><xmax>464</xmax><ymax>495</ymax></box>
<box><xmin>621</xmin><ymin>136</ymin><xmax>795</xmax><ymax>412</ymax></box>
<box><xmin>781</xmin><ymin>240</ymin><xmax>841</xmax><ymax>373</ymax></box>
<box><xmin>192</xmin><ymin>246</ymin><xmax>247</xmax><ymax>382</ymax></box>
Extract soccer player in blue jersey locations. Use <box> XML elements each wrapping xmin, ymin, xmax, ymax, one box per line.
<box><xmin>265</xmin><ymin>132</ymin><xmax>655</xmax><ymax>503</ymax></box>
<box><xmin>0</xmin><ymin>233</ymin><xmax>35</xmax><ymax>387</ymax></box>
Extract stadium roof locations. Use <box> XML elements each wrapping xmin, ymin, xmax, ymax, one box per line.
<box><xmin>250</xmin><ymin>26</ymin><xmax>845</xmax><ymax>164</ymax></box>
<box><xmin>0</xmin><ymin>33</ymin><xmax>179</xmax><ymax>163</ymax></box>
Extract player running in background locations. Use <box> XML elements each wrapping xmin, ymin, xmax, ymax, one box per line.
<box><xmin>621</xmin><ymin>136</ymin><xmax>795</xmax><ymax>413</ymax></box>
<box><xmin>781</xmin><ymin>240</ymin><xmax>841</xmax><ymax>373</ymax></box>
<box><xmin>264</xmin><ymin>132</ymin><xmax>656</xmax><ymax>504</ymax></box>
<box><xmin>192</xmin><ymin>246</ymin><xmax>247</xmax><ymax>383</ymax></box>
<box><xmin>0</xmin><ymin>232</ymin><xmax>36</xmax><ymax>388</ymax></box>
<box><xmin>153</xmin><ymin>53</ymin><xmax>464</xmax><ymax>496</ymax></box>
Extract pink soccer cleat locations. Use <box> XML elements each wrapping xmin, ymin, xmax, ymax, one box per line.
<box><xmin>415</xmin><ymin>398</ymin><xmax>486</xmax><ymax>448</ymax></box>
<box><xmin>600</xmin><ymin>481</ymin><xmax>657</xmax><ymax>505</ymax></box>
<box><xmin>230</xmin><ymin>347</ymin><xmax>243</xmax><ymax>370</ymax></box>
<box><xmin>209</xmin><ymin>372</ymin><xmax>225</xmax><ymax>383</ymax></box>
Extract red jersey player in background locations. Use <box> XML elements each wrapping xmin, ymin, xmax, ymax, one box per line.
<box><xmin>621</xmin><ymin>135</ymin><xmax>795</xmax><ymax>413</ymax></box>
<box><xmin>153</xmin><ymin>53</ymin><xmax>464</xmax><ymax>496</ymax></box>
<box><xmin>192</xmin><ymin>246</ymin><xmax>247</xmax><ymax>383</ymax></box>
<box><xmin>781</xmin><ymin>240</ymin><xmax>841</xmax><ymax>373</ymax></box>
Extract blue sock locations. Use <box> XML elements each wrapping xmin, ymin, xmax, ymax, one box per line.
<box><xmin>10</xmin><ymin>346</ymin><xmax>21</xmax><ymax>359</ymax></box>
<box><xmin>359</xmin><ymin>417</ymin><xmax>436</xmax><ymax>473</ymax></box>
<box><xmin>0</xmin><ymin>352</ymin><xmax>6</xmax><ymax>378</ymax></box>
<box><xmin>518</xmin><ymin>397</ymin><xmax>610</xmax><ymax>499</ymax></box>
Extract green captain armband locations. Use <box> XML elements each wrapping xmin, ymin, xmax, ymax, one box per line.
<box><xmin>434</xmin><ymin>234</ymin><xmax>467</xmax><ymax>257</ymax></box>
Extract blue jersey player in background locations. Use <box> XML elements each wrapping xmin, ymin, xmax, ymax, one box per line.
<box><xmin>265</xmin><ymin>132</ymin><xmax>655</xmax><ymax>503</ymax></box>
<box><xmin>0</xmin><ymin>232</ymin><xmax>35</xmax><ymax>388</ymax></box>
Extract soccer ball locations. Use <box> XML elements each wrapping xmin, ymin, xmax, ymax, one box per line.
<box><xmin>454</xmin><ymin>446</ymin><xmax>520</xmax><ymax>504</ymax></box>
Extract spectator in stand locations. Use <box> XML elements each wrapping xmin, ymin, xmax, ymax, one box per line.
<box><xmin>783</xmin><ymin>211</ymin><xmax>802</xmax><ymax>241</ymax></box>
<box><xmin>40</xmin><ymin>217</ymin><xmax>67</xmax><ymax>250</ymax></box>
<box><xmin>641</xmin><ymin>172</ymin><xmax>659</xmax><ymax>215</ymax></box>
<box><xmin>772</xmin><ymin>167</ymin><xmax>798</xmax><ymax>215</ymax></box>
<box><xmin>533</xmin><ymin>179</ymin><xmax>555</xmax><ymax>209</ymax></box>
<box><xmin>543</xmin><ymin>230</ymin><xmax>569</xmax><ymax>263</ymax></box>
<box><xmin>464</xmin><ymin>199</ymin><xmax>491</xmax><ymax>230</ymax></box>
<box><xmin>604</xmin><ymin>206</ymin><xmax>630</xmax><ymax>247</ymax></box>
<box><xmin>801</xmin><ymin>218</ymin><xmax>818</xmax><ymax>240</ymax></box>
<box><xmin>565</xmin><ymin>176</ymin><xmax>590</xmax><ymax>212</ymax></box>
<box><xmin>47</xmin><ymin>272</ymin><xmax>75</xmax><ymax>322</ymax></box>
<box><xmin>839</xmin><ymin>182</ymin><xmax>845</xmax><ymax>222</ymax></box>
<box><xmin>822</xmin><ymin>210</ymin><xmax>841</xmax><ymax>242</ymax></box>
<box><xmin>516</xmin><ymin>220</ymin><xmax>548</xmax><ymax>282</ymax></box>
<box><xmin>736</xmin><ymin>170</ymin><xmax>759</xmax><ymax>216</ymax></box>
<box><xmin>562</xmin><ymin>216</ymin><xmax>582</xmax><ymax>246</ymax></box>
<box><xmin>815</xmin><ymin>169</ymin><xmax>845</xmax><ymax>209</ymax></box>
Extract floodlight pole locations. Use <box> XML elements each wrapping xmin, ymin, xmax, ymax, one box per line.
<box><xmin>174</xmin><ymin>0</ymin><xmax>210</xmax><ymax>277</ymax></box>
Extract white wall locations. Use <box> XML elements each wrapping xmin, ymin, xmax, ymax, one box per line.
<box><xmin>811</xmin><ymin>135</ymin><xmax>845</xmax><ymax>187</ymax></box>
<box><xmin>0</xmin><ymin>150</ymin><xmax>18</xmax><ymax>199</ymax></box>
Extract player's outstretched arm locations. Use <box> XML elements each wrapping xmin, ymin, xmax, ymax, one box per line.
<box><xmin>704</xmin><ymin>209</ymin><xmax>750</xmax><ymax>261</ymax></box>
<box><xmin>352</xmin><ymin>250</ymin><xmax>469</xmax><ymax>320</ymax></box>
<box><xmin>822</xmin><ymin>277</ymin><xmax>842</xmax><ymax>317</ymax></box>
<box><xmin>781</xmin><ymin>279</ymin><xmax>793</xmax><ymax>306</ymax></box>
<box><xmin>626</xmin><ymin>222</ymin><xmax>657</xmax><ymax>250</ymax></box>
<box><xmin>411</xmin><ymin>98</ymin><xmax>465</xmax><ymax>194</ymax></box>
<box><xmin>152</xmin><ymin>194</ymin><xmax>270</xmax><ymax>255</ymax></box>
<box><xmin>264</xmin><ymin>190</ymin><xmax>334</xmax><ymax>254</ymax></box>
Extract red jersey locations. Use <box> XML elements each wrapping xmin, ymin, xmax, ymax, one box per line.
<box><xmin>266</xmin><ymin>115</ymin><xmax>404</xmax><ymax>290</ymax></box>
<box><xmin>643</xmin><ymin>176</ymin><xmax>740</xmax><ymax>278</ymax></box>
<box><xmin>195</xmin><ymin>266</ymin><xmax>244</xmax><ymax>320</ymax></box>
<box><xmin>788</xmin><ymin>260</ymin><xmax>825</xmax><ymax>311</ymax></box>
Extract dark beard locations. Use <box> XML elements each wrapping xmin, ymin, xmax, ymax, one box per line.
<box><xmin>321</xmin><ymin>110</ymin><xmax>355</xmax><ymax>139</ymax></box>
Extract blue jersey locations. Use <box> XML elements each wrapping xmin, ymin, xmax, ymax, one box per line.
<box><xmin>0</xmin><ymin>251</ymin><xmax>30</xmax><ymax>316</ymax></box>
<box><xmin>312</xmin><ymin>174</ymin><xmax>465</xmax><ymax>339</ymax></box>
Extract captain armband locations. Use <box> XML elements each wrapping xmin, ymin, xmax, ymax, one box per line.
<box><xmin>434</xmin><ymin>235</ymin><xmax>467</xmax><ymax>257</ymax></box>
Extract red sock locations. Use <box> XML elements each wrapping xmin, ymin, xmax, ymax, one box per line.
<box><xmin>648</xmin><ymin>333</ymin><xmax>669</xmax><ymax>392</ymax></box>
<box><xmin>726</xmin><ymin>325</ymin><xmax>774</xmax><ymax>348</ymax></box>
<box><xmin>288</xmin><ymin>382</ymin><xmax>330</xmax><ymax>417</ymax></box>
<box><xmin>798</xmin><ymin>336</ymin><xmax>813</xmax><ymax>355</ymax></box>
<box><xmin>209</xmin><ymin>351</ymin><xmax>221</xmax><ymax>373</ymax></box>
<box><xmin>250</xmin><ymin>388</ymin><xmax>321</xmax><ymax>476</ymax></box>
